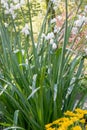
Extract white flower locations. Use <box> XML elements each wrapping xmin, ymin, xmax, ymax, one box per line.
<box><xmin>35</xmin><ymin>43</ymin><xmax>37</xmax><ymax>47</ymax></box>
<box><xmin>12</xmin><ymin>13</ymin><xmax>17</xmax><ymax>19</ymax></box>
<box><xmin>74</xmin><ymin>20</ymin><xmax>83</xmax><ymax>27</ymax></box>
<box><xmin>3</xmin><ymin>2</ymin><xmax>8</xmax><ymax>9</ymax></box>
<box><xmin>20</xmin><ymin>0</ymin><xmax>25</xmax><ymax>5</ymax></box>
<box><xmin>51</xmin><ymin>0</ymin><xmax>61</xmax><ymax>4</ymax></box>
<box><xmin>51</xmin><ymin>0</ymin><xmax>61</xmax><ymax>10</ymax></box>
<box><xmin>1</xmin><ymin>0</ymin><xmax>8</xmax><ymax>4</ymax></box>
<box><xmin>4</xmin><ymin>23</ymin><xmax>8</xmax><ymax>27</ymax></box>
<box><xmin>21</xmin><ymin>49</ymin><xmax>25</xmax><ymax>55</ymax></box>
<box><xmin>33</xmin><ymin>74</ymin><xmax>37</xmax><ymax>81</ymax></box>
<box><xmin>50</xmin><ymin>39</ymin><xmax>54</xmax><ymax>45</ymax></box>
<box><xmin>75</xmin><ymin>15</ymin><xmax>87</xmax><ymax>27</ymax></box>
<box><xmin>71</xmin><ymin>27</ymin><xmax>78</xmax><ymax>35</ymax></box>
<box><xmin>53</xmin><ymin>6</ymin><xmax>58</xmax><ymax>11</ymax></box>
<box><xmin>41</xmin><ymin>33</ymin><xmax>46</xmax><ymax>38</ymax></box>
<box><xmin>57</xmin><ymin>15</ymin><xmax>62</xmax><ymax>21</ymax></box>
<box><xmin>51</xmin><ymin>0</ymin><xmax>56</xmax><ymax>3</ymax></box>
<box><xmin>25</xmin><ymin>59</ymin><xmax>28</xmax><ymax>65</ymax></box>
<box><xmin>10</xmin><ymin>3</ymin><xmax>15</xmax><ymax>10</ymax></box>
<box><xmin>1</xmin><ymin>0</ymin><xmax>25</xmax><ymax>20</ymax></box>
<box><xmin>54</xmin><ymin>25</ymin><xmax>60</xmax><ymax>33</ymax></box>
<box><xmin>52</xmin><ymin>43</ymin><xmax>57</xmax><ymax>50</ymax></box>
<box><xmin>50</xmin><ymin>18</ymin><xmax>57</xmax><ymax>24</ymax></box>
<box><xmin>21</xmin><ymin>24</ymin><xmax>30</xmax><ymax>36</ymax></box>
<box><xmin>45</xmin><ymin>32</ymin><xmax>54</xmax><ymax>40</ymax></box>
<box><xmin>13</xmin><ymin>49</ymin><xmax>19</xmax><ymax>53</ymax></box>
<box><xmin>80</xmin><ymin>15</ymin><xmax>87</xmax><ymax>23</ymax></box>
<box><xmin>15</xmin><ymin>3</ymin><xmax>21</xmax><ymax>9</ymax></box>
<box><xmin>84</xmin><ymin>5</ymin><xmax>87</xmax><ymax>13</ymax></box>
<box><xmin>84</xmin><ymin>48</ymin><xmax>87</xmax><ymax>55</ymax></box>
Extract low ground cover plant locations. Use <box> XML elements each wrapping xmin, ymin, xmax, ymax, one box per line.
<box><xmin>0</xmin><ymin>0</ymin><xmax>87</xmax><ymax>130</ymax></box>
<box><xmin>45</xmin><ymin>108</ymin><xmax>87</xmax><ymax>130</ymax></box>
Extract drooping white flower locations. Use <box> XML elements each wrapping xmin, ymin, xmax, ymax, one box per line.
<box><xmin>74</xmin><ymin>19</ymin><xmax>83</xmax><ymax>27</ymax></box>
<box><xmin>33</xmin><ymin>74</ymin><xmax>37</xmax><ymax>81</ymax></box>
<box><xmin>52</xmin><ymin>43</ymin><xmax>57</xmax><ymax>50</ymax></box>
<box><xmin>54</xmin><ymin>25</ymin><xmax>60</xmax><ymax>33</ymax></box>
<box><xmin>20</xmin><ymin>0</ymin><xmax>25</xmax><ymax>5</ymax></box>
<box><xmin>71</xmin><ymin>27</ymin><xmax>78</xmax><ymax>35</ymax></box>
<box><xmin>50</xmin><ymin>18</ymin><xmax>57</xmax><ymax>24</ymax></box>
<box><xmin>51</xmin><ymin>0</ymin><xmax>56</xmax><ymax>3</ymax></box>
<box><xmin>51</xmin><ymin>0</ymin><xmax>61</xmax><ymax>10</ymax></box>
<box><xmin>2</xmin><ymin>2</ymin><xmax>8</xmax><ymax>9</ymax></box>
<box><xmin>79</xmin><ymin>15</ymin><xmax>87</xmax><ymax>23</ymax></box>
<box><xmin>1</xmin><ymin>0</ymin><xmax>25</xmax><ymax>20</ymax></box>
<box><xmin>75</xmin><ymin>15</ymin><xmax>87</xmax><ymax>27</ymax></box>
<box><xmin>41</xmin><ymin>33</ymin><xmax>46</xmax><ymax>39</ymax></box>
<box><xmin>84</xmin><ymin>5</ymin><xmax>87</xmax><ymax>13</ymax></box>
<box><xmin>45</xmin><ymin>32</ymin><xmax>54</xmax><ymax>40</ymax></box>
<box><xmin>84</xmin><ymin>48</ymin><xmax>87</xmax><ymax>55</ymax></box>
<box><xmin>57</xmin><ymin>15</ymin><xmax>62</xmax><ymax>21</ymax></box>
<box><xmin>35</xmin><ymin>43</ymin><xmax>37</xmax><ymax>47</ymax></box>
<box><xmin>25</xmin><ymin>59</ymin><xmax>28</xmax><ymax>65</ymax></box>
<box><xmin>21</xmin><ymin>24</ymin><xmax>30</xmax><ymax>36</ymax></box>
<box><xmin>1</xmin><ymin>0</ymin><xmax>8</xmax><ymax>4</ymax></box>
<box><xmin>50</xmin><ymin>39</ymin><xmax>54</xmax><ymax>45</ymax></box>
<box><xmin>21</xmin><ymin>49</ymin><xmax>25</xmax><ymax>55</ymax></box>
<box><xmin>4</xmin><ymin>22</ymin><xmax>8</xmax><ymax>27</ymax></box>
<box><xmin>15</xmin><ymin>3</ymin><xmax>21</xmax><ymax>10</ymax></box>
<box><xmin>13</xmin><ymin>49</ymin><xmax>19</xmax><ymax>53</ymax></box>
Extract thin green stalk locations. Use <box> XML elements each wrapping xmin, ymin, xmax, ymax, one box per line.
<box><xmin>58</xmin><ymin>0</ymin><xmax>68</xmax><ymax>79</ymax></box>
<box><xmin>57</xmin><ymin>0</ymin><xmax>68</xmax><ymax>117</ymax></box>
<box><xmin>27</xmin><ymin>0</ymin><xmax>38</xmax><ymax>70</ymax></box>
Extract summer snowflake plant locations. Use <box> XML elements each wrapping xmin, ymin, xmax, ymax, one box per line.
<box><xmin>45</xmin><ymin>108</ymin><xmax>87</xmax><ymax>130</ymax></box>
<box><xmin>0</xmin><ymin>0</ymin><xmax>87</xmax><ymax>130</ymax></box>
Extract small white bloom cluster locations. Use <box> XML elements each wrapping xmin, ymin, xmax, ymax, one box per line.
<box><xmin>45</xmin><ymin>32</ymin><xmax>54</xmax><ymax>40</ymax></box>
<box><xmin>51</xmin><ymin>0</ymin><xmax>61</xmax><ymax>10</ymax></box>
<box><xmin>21</xmin><ymin>24</ymin><xmax>30</xmax><ymax>36</ymax></box>
<box><xmin>42</xmin><ymin>32</ymin><xmax>57</xmax><ymax>50</ymax></box>
<box><xmin>84</xmin><ymin>5</ymin><xmax>87</xmax><ymax>13</ymax></box>
<box><xmin>50</xmin><ymin>18</ymin><xmax>61</xmax><ymax>33</ymax></box>
<box><xmin>75</xmin><ymin>15</ymin><xmax>87</xmax><ymax>27</ymax></box>
<box><xmin>50</xmin><ymin>18</ymin><xmax>57</xmax><ymax>24</ymax></box>
<box><xmin>71</xmin><ymin>13</ymin><xmax>87</xmax><ymax>35</ymax></box>
<box><xmin>54</xmin><ymin>25</ymin><xmax>61</xmax><ymax>33</ymax></box>
<box><xmin>84</xmin><ymin>48</ymin><xmax>87</xmax><ymax>55</ymax></box>
<box><xmin>4</xmin><ymin>22</ymin><xmax>8</xmax><ymax>28</ymax></box>
<box><xmin>1</xmin><ymin>0</ymin><xmax>25</xmax><ymax>19</ymax></box>
<box><xmin>71</xmin><ymin>27</ymin><xmax>78</xmax><ymax>35</ymax></box>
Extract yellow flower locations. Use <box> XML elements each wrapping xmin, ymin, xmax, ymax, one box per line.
<box><xmin>85</xmin><ymin>125</ymin><xmax>87</xmax><ymax>130</ymax></box>
<box><xmin>46</xmin><ymin>127</ymin><xmax>55</xmax><ymax>130</ymax></box>
<box><xmin>45</xmin><ymin>108</ymin><xmax>87</xmax><ymax>130</ymax></box>
<box><xmin>71</xmin><ymin>125</ymin><xmax>82</xmax><ymax>130</ymax></box>
<box><xmin>80</xmin><ymin>119</ymin><xmax>85</xmax><ymax>124</ymax></box>
<box><xmin>70</xmin><ymin>116</ymin><xmax>78</xmax><ymax>123</ymax></box>
<box><xmin>64</xmin><ymin>111</ymin><xmax>76</xmax><ymax>117</ymax></box>
<box><xmin>58</xmin><ymin>126</ymin><xmax>67</xmax><ymax>130</ymax></box>
<box><xmin>45</xmin><ymin>123</ymin><xmax>53</xmax><ymax>129</ymax></box>
<box><xmin>75</xmin><ymin>108</ymin><xmax>87</xmax><ymax>115</ymax></box>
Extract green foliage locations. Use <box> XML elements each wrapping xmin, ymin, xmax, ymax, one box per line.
<box><xmin>0</xmin><ymin>0</ymin><xmax>87</xmax><ymax>130</ymax></box>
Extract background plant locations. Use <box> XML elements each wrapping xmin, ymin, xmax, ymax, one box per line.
<box><xmin>0</xmin><ymin>0</ymin><xmax>87</xmax><ymax>130</ymax></box>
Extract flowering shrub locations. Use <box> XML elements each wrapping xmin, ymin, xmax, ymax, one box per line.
<box><xmin>45</xmin><ymin>108</ymin><xmax>87</xmax><ymax>130</ymax></box>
